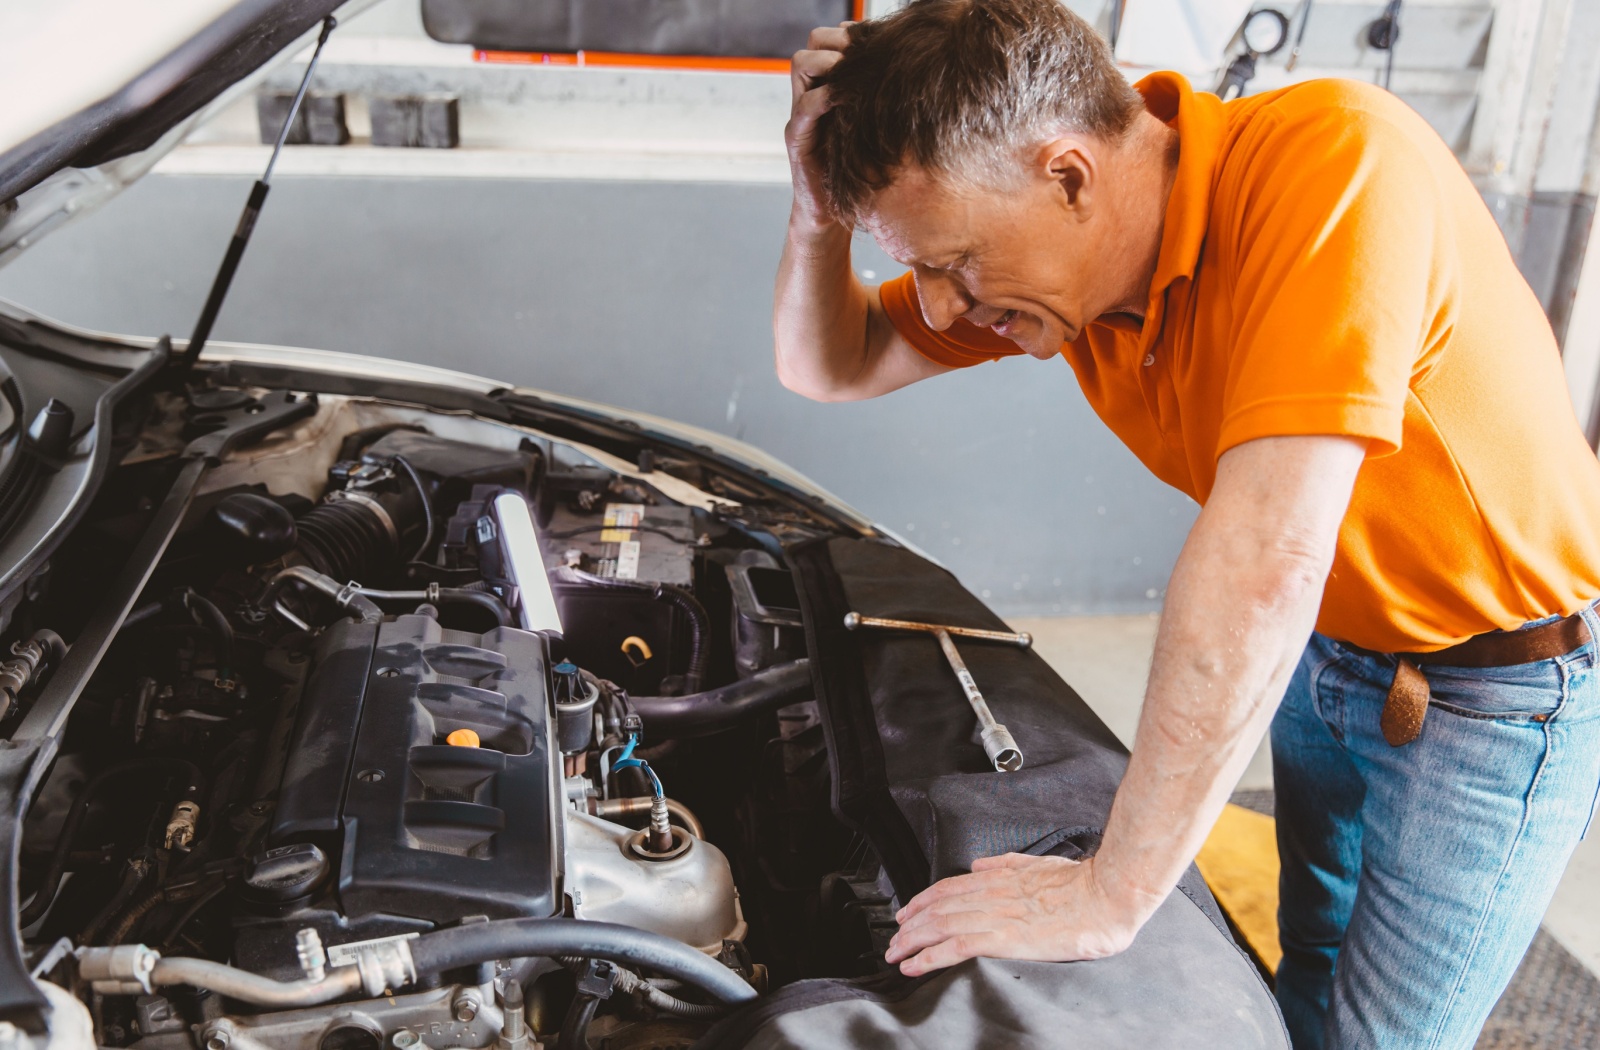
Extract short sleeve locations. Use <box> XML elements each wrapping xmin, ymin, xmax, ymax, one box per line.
<box><xmin>878</xmin><ymin>272</ymin><xmax>1027</xmax><ymax>368</ymax></box>
<box><xmin>1218</xmin><ymin>92</ymin><xmax>1446</xmax><ymax>461</ymax></box>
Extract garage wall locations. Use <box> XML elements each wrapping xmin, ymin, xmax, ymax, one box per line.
<box><xmin>0</xmin><ymin>173</ymin><xmax>1198</xmax><ymax>615</ymax></box>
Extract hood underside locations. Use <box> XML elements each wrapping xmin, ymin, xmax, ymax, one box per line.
<box><xmin>0</xmin><ymin>0</ymin><xmax>344</xmax><ymax>206</ymax></box>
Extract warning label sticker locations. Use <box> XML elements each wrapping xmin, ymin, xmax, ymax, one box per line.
<box><xmin>604</xmin><ymin>504</ymin><xmax>645</xmax><ymax>528</ymax></box>
<box><xmin>325</xmin><ymin>932</ymin><xmax>418</xmax><ymax>969</ymax></box>
<box><xmin>615</xmin><ymin>540</ymin><xmax>641</xmax><ymax>580</ymax></box>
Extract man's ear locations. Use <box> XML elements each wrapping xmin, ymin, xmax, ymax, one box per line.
<box><xmin>1036</xmin><ymin>136</ymin><xmax>1095</xmax><ymax>217</ymax></box>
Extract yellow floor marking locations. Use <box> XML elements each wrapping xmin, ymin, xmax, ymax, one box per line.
<box><xmin>1195</xmin><ymin>803</ymin><xmax>1282</xmax><ymax>973</ymax></box>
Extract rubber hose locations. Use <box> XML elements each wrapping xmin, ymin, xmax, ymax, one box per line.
<box><xmin>354</xmin><ymin>587</ymin><xmax>512</xmax><ymax>627</ymax></box>
<box><xmin>556</xmin><ymin>994</ymin><xmax>601</xmax><ymax>1050</ymax></box>
<box><xmin>628</xmin><ymin>659</ymin><xmax>812</xmax><ymax>738</ymax></box>
<box><xmin>78</xmin><ymin>857</ymin><xmax>151</xmax><ymax>945</ymax></box>
<box><xmin>640</xmin><ymin>984</ymin><xmax>726</xmax><ymax>1020</ymax></box>
<box><xmin>406</xmin><ymin>918</ymin><xmax>757</xmax><ymax>1005</ymax></box>
<box><xmin>20</xmin><ymin>759</ymin><xmax>205</xmax><ymax>928</ymax></box>
<box><xmin>183</xmin><ymin>589</ymin><xmax>235</xmax><ymax>672</ymax></box>
<box><xmin>159</xmin><ymin>879</ymin><xmax>228</xmax><ymax>950</ymax></box>
<box><xmin>295</xmin><ymin>499</ymin><xmax>396</xmax><ymax>583</ymax></box>
<box><xmin>392</xmin><ymin>455</ymin><xmax>436</xmax><ymax>561</ymax></box>
<box><xmin>104</xmin><ymin>884</ymin><xmax>164</xmax><ymax>947</ymax></box>
<box><xmin>651</xmin><ymin>584</ymin><xmax>709</xmax><ymax>692</ymax></box>
<box><xmin>32</xmin><ymin>629</ymin><xmax>66</xmax><ymax>672</ymax></box>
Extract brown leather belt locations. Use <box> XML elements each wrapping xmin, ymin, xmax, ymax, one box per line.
<box><xmin>1370</xmin><ymin>611</ymin><xmax>1592</xmax><ymax>747</ymax></box>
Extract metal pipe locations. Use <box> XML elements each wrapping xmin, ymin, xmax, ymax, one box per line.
<box><xmin>592</xmin><ymin>796</ymin><xmax>705</xmax><ymax>839</ymax></box>
<box><xmin>931</xmin><ymin>629</ymin><xmax>1024</xmax><ymax>773</ymax></box>
<box><xmin>842</xmin><ymin>612</ymin><xmax>1032</xmax><ymax>648</ymax></box>
<box><xmin>152</xmin><ymin>957</ymin><xmax>362</xmax><ymax>1007</ymax></box>
<box><xmin>262</xmin><ymin>565</ymin><xmax>382</xmax><ymax>624</ymax></box>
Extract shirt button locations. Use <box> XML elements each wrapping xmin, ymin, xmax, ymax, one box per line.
<box><xmin>1143</xmin><ymin>354</ymin><xmax>1155</xmax><ymax>367</ymax></box>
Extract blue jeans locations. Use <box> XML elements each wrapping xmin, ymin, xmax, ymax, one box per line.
<box><xmin>1272</xmin><ymin>606</ymin><xmax>1600</xmax><ymax>1050</ymax></box>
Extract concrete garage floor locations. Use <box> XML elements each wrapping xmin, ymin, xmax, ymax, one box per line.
<box><xmin>1012</xmin><ymin>614</ymin><xmax>1600</xmax><ymax>1044</ymax></box>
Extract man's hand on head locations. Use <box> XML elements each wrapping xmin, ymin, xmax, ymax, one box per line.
<box><xmin>787</xmin><ymin>25</ymin><xmax>853</xmax><ymax>234</ymax></box>
<box><xmin>773</xmin><ymin>20</ymin><xmax>954</xmax><ymax>401</ymax></box>
<box><xmin>884</xmin><ymin>852</ymin><xmax>1145</xmax><ymax>976</ymax></box>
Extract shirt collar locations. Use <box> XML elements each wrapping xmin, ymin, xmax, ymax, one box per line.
<box><xmin>1136</xmin><ymin>71</ymin><xmax>1227</xmax><ymax>298</ymax></box>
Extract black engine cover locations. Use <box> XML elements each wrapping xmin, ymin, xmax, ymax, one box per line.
<box><xmin>272</xmin><ymin>612</ymin><xmax>561</xmax><ymax>923</ymax></box>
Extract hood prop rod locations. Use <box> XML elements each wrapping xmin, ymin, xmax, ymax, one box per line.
<box><xmin>172</xmin><ymin>15</ymin><xmax>337</xmax><ymax>380</ymax></box>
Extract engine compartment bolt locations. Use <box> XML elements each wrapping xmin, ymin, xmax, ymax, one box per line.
<box><xmin>452</xmin><ymin>989</ymin><xmax>481</xmax><ymax>1022</ymax></box>
<box><xmin>202</xmin><ymin>1022</ymin><xmax>232</xmax><ymax>1050</ymax></box>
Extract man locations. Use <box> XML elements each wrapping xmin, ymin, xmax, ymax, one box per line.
<box><xmin>772</xmin><ymin>1</ymin><xmax>1600</xmax><ymax>1047</ymax></box>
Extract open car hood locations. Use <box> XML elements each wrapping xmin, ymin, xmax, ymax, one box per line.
<box><xmin>0</xmin><ymin>0</ymin><xmax>365</xmax><ymax>270</ymax></box>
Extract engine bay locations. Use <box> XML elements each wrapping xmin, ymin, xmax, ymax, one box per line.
<box><xmin>5</xmin><ymin>388</ymin><xmax>869</xmax><ymax>1050</ymax></box>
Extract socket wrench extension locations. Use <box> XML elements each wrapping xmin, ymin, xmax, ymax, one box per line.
<box><xmin>842</xmin><ymin>612</ymin><xmax>1029</xmax><ymax>772</ymax></box>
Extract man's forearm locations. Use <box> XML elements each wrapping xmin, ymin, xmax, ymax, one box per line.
<box><xmin>884</xmin><ymin>438</ymin><xmax>1364</xmax><ymax>975</ymax></box>
<box><xmin>1092</xmin><ymin>436</ymin><xmax>1366</xmax><ymax>923</ymax></box>
<box><xmin>772</xmin><ymin>215</ymin><xmax>872</xmax><ymax>400</ymax></box>
<box><xmin>1092</xmin><ymin>513</ymin><xmax>1328</xmax><ymax>919</ymax></box>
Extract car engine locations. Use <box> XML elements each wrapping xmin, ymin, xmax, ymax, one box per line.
<box><xmin>6</xmin><ymin>396</ymin><xmax>857</xmax><ymax>1050</ymax></box>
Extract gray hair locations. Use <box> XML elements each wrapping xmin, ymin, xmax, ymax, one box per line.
<box><xmin>814</xmin><ymin>0</ymin><xmax>1144</xmax><ymax>224</ymax></box>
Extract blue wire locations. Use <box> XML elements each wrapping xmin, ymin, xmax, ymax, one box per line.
<box><xmin>611</xmin><ymin>733</ymin><xmax>663</xmax><ymax>797</ymax></box>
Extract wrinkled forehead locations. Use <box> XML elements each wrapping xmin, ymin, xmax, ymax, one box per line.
<box><xmin>857</xmin><ymin>167</ymin><xmax>986</xmax><ymax>267</ymax></box>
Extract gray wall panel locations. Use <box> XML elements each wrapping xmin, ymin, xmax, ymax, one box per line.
<box><xmin>0</xmin><ymin>174</ymin><xmax>1196</xmax><ymax>614</ymax></box>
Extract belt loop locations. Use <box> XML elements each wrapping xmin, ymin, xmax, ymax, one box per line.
<box><xmin>1577</xmin><ymin>599</ymin><xmax>1600</xmax><ymax>660</ymax></box>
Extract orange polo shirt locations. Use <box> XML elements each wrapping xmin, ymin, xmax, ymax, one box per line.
<box><xmin>881</xmin><ymin>72</ymin><xmax>1600</xmax><ymax>653</ymax></box>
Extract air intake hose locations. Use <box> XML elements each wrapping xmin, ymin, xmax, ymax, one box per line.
<box><xmin>294</xmin><ymin>497</ymin><xmax>398</xmax><ymax>583</ymax></box>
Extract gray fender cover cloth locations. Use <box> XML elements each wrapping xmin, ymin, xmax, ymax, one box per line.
<box><xmin>698</xmin><ymin>537</ymin><xmax>1288</xmax><ymax>1049</ymax></box>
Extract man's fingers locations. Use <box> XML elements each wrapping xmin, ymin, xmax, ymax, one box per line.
<box><xmin>971</xmin><ymin>852</ymin><xmax>1057</xmax><ymax>872</ymax></box>
<box><xmin>790</xmin><ymin>84</ymin><xmax>833</xmax><ymax>124</ymax></box>
<box><xmin>886</xmin><ymin>904</ymin><xmax>1007</xmax><ymax>963</ymax></box>
<box><xmin>899</xmin><ymin>932</ymin><xmax>996</xmax><ymax>976</ymax></box>
<box><xmin>791</xmin><ymin>47</ymin><xmax>844</xmax><ymax>101</ymax></box>
<box><xmin>896</xmin><ymin>869</ymin><xmax>1020</xmax><ymax>922</ymax></box>
<box><xmin>807</xmin><ymin>25</ymin><xmax>850</xmax><ymax>51</ymax></box>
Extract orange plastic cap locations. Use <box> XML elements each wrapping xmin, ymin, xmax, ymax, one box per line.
<box><xmin>447</xmin><ymin>728</ymin><xmax>481</xmax><ymax>748</ymax></box>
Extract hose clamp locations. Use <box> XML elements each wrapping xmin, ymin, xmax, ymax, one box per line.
<box><xmin>76</xmin><ymin>944</ymin><xmax>159</xmax><ymax>995</ymax></box>
<box><xmin>354</xmin><ymin>938</ymin><xmax>416</xmax><ymax>997</ymax></box>
<box><xmin>328</xmin><ymin>489</ymin><xmax>400</xmax><ymax>549</ymax></box>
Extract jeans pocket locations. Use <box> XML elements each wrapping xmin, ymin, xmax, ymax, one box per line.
<box><xmin>1422</xmin><ymin>658</ymin><xmax>1568</xmax><ymax>724</ymax></box>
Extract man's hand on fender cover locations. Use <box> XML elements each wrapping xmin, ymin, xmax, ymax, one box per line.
<box><xmin>886</xmin><ymin>852</ymin><xmax>1141</xmax><ymax>974</ymax></box>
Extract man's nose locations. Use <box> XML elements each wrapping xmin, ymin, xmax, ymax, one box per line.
<box><xmin>913</xmin><ymin>268</ymin><xmax>973</xmax><ymax>332</ymax></box>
